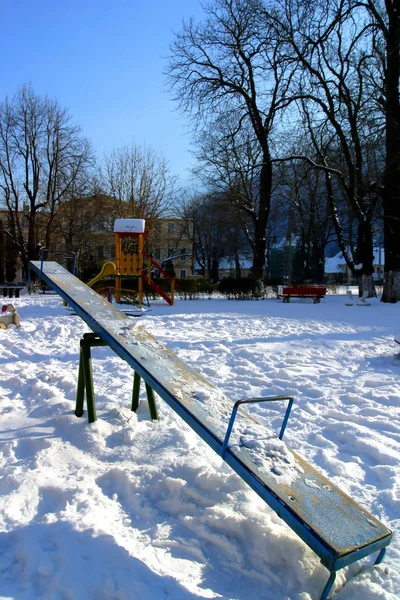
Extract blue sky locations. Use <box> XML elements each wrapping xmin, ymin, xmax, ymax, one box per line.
<box><xmin>1</xmin><ymin>0</ymin><xmax>206</xmax><ymax>181</ymax></box>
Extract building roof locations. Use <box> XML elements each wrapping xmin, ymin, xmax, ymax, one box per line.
<box><xmin>325</xmin><ymin>248</ymin><xmax>385</xmax><ymax>274</ymax></box>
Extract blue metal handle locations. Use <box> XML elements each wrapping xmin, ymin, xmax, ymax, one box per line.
<box><xmin>221</xmin><ymin>396</ymin><xmax>294</xmax><ymax>458</ymax></box>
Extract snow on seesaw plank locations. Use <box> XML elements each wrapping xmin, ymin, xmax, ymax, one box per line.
<box><xmin>0</xmin><ymin>292</ymin><xmax>398</xmax><ymax>600</ymax></box>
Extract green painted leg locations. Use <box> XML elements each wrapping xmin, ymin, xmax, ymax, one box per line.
<box><xmin>81</xmin><ymin>341</ymin><xmax>97</xmax><ymax>423</ymax></box>
<box><xmin>145</xmin><ymin>383</ymin><xmax>159</xmax><ymax>420</ymax></box>
<box><xmin>75</xmin><ymin>347</ymin><xmax>85</xmax><ymax>417</ymax></box>
<box><xmin>131</xmin><ymin>372</ymin><xmax>141</xmax><ymax>412</ymax></box>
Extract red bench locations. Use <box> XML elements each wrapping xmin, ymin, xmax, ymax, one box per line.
<box><xmin>281</xmin><ymin>285</ymin><xmax>326</xmax><ymax>303</ymax></box>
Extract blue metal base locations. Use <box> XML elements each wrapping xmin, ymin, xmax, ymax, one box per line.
<box><xmin>320</xmin><ymin>547</ymin><xmax>388</xmax><ymax>600</ymax></box>
<box><xmin>321</xmin><ymin>570</ymin><xmax>336</xmax><ymax>600</ymax></box>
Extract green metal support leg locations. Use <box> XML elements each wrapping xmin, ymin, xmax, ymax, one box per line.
<box><xmin>131</xmin><ymin>372</ymin><xmax>159</xmax><ymax>420</ymax></box>
<box><xmin>75</xmin><ymin>346</ymin><xmax>85</xmax><ymax>418</ymax></box>
<box><xmin>145</xmin><ymin>382</ymin><xmax>159</xmax><ymax>420</ymax></box>
<box><xmin>75</xmin><ymin>333</ymin><xmax>159</xmax><ymax>423</ymax></box>
<box><xmin>131</xmin><ymin>371</ymin><xmax>141</xmax><ymax>412</ymax></box>
<box><xmin>81</xmin><ymin>339</ymin><xmax>97</xmax><ymax>423</ymax></box>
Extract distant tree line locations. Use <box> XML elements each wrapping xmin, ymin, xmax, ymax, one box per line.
<box><xmin>0</xmin><ymin>85</ymin><xmax>177</xmax><ymax>282</ymax></box>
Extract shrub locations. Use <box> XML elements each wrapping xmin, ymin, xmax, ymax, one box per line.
<box><xmin>175</xmin><ymin>278</ymin><xmax>216</xmax><ymax>299</ymax></box>
<box><xmin>218</xmin><ymin>277</ymin><xmax>262</xmax><ymax>300</ymax></box>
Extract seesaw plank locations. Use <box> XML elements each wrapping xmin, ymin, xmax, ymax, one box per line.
<box><xmin>29</xmin><ymin>261</ymin><xmax>391</xmax><ymax>570</ymax></box>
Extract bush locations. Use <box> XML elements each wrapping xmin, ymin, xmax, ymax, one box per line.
<box><xmin>264</xmin><ymin>277</ymin><xmax>283</xmax><ymax>294</ymax></box>
<box><xmin>142</xmin><ymin>276</ymin><xmax>216</xmax><ymax>301</ymax></box>
<box><xmin>218</xmin><ymin>277</ymin><xmax>262</xmax><ymax>300</ymax></box>
<box><xmin>175</xmin><ymin>278</ymin><xmax>216</xmax><ymax>299</ymax></box>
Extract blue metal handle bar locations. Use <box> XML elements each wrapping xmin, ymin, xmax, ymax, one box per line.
<box><xmin>40</xmin><ymin>250</ymin><xmax>77</xmax><ymax>275</ymax></box>
<box><xmin>221</xmin><ymin>396</ymin><xmax>294</xmax><ymax>458</ymax></box>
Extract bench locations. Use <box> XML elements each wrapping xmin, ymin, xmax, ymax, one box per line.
<box><xmin>281</xmin><ymin>285</ymin><xmax>326</xmax><ymax>303</ymax></box>
<box><xmin>29</xmin><ymin>261</ymin><xmax>392</xmax><ymax>600</ymax></box>
<box><xmin>0</xmin><ymin>285</ymin><xmax>24</xmax><ymax>298</ymax></box>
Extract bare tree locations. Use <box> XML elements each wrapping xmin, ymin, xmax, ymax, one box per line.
<box><xmin>271</xmin><ymin>0</ymin><xmax>384</xmax><ymax>295</ymax></box>
<box><xmin>0</xmin><ymin>84</ymin><xmax>93</xmax><ymax>277</ymax></box>
<box><xmin>193</xmin><ymin>118</ymin><xmax>265</xmax><ymax>273</ymax></box>
<box><xmin>167</xmin><ymin>0</ymin><xmax>294</xmax><ymax>286</ymax></box>
<box><xmin>182</xmin><ymin>189</ymin><xmax>249</xmax><ymax>279</ymax></box>
<box><xmin>275</xmin><ymin>149</ymin><xmax>337</xmax><ymax>282</ymax></box>
<box><xmin>354</xmin><ymin>0</ymin><xmax>400</xmax><ymax>301</ymax></box>
<box><xmin>100</xmin><ymin>142</ymin><xmax>177</xmax><ymax>242</ymax></box>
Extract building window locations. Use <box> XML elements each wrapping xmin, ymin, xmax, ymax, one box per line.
<box><xmin>180</xmin><ymin>248</ymin><xmax>187</xmax><ymax>261</ymax></box>
<box><xmin>154</xmin><ymin>248</ymin><xmax>161</xmax><ymax>260</ymax></box>
<box><xmin>180</xmin><ymin>269</ymin><xmax>187</xmax><ymax>278</ymax></box>
<box><xmin>168</xmin><ymin>222</ymin><xmax>175</xmax><ymax>234</ymax></box>
<box><xmin>109</xmin><ymin>244</ymin><xmax>115</xmax><ymax>258</ymax></box>
<box><xmin>168</xmin><ymin>248</ymin><xmax>175</xmax><ymax>259</ymax></box>
<box><xmin>180</xmin><ymin>223</ymin><xmax>186</xmax><ymax>234</ymax></box>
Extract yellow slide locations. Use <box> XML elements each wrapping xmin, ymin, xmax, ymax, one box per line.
<box><xmin>87</xmin><ymin>261</ymin><xmax>116</xmax><ymax>288</ymax></box>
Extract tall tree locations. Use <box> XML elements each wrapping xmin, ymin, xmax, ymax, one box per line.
<box><xmin>0</xmin><ymin>84</ymin><xmax>92</xmax><ymax>277</ymax></box>
<box><xmin>182</xmin><ymin>190</ymin><xmax>250</xmax><ymax>279</ymax></box>
<box><xmin>193</xmin><ymin>119</ymin><xmax>265</xmax><ymax>275</ymax></box>
<box><xmin>276</xmin><ymin>149</ymin><xmax>337</xmax><ymax>282</ymax></box>
<box><xmin>273</xmin><ymin>0</ymin><xmax>384</xmax><ymax>295</ymax></box>
<box><xmin>167</xmin><ymin>0</ymin><xmax>294</xmax><ymax>285</ymax></box>
<box><xmin>355</xmin><ymin>0</ymin><xmax>400</xmax><ymax>301</ymax></box>
<box><xmin>100</xmin><ymin>142</ymin><xmax>177</xmax><ymax>243</ymax></box>
<box><xmin>0</xmin><ymin>218</ymin><xmax>5</xmax><ymax>282</ymax></box>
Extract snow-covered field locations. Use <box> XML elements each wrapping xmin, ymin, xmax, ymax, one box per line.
<box><xmin>0</xmin><ymin>291</ymin><xmax>399</xmax><ymax>600</ymax></box>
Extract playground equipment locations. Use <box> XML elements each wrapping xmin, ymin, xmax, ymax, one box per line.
<box><xmin>29</xmin><ymin>260</ymin><xmax>392</xmax><ymax>600</ymax></box>
<box><xmin>0</xmin><ymin>304</ymin><xmax>21</xmax><ymax>329</ymax></box>
<box><xmin>87</xmin><ymin>219</ymin><xmax>176</xmax><ymax>307</ymax></box>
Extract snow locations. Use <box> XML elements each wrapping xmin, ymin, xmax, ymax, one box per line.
<box><xmin>0</xmin><ymin>291</ymin><xmax>399</xmax><ymax>600</ymax></box>
<box><xmin>113</xmin><ymin>218</ymin><xmax>146</xmax><ymax>233</ymax></box>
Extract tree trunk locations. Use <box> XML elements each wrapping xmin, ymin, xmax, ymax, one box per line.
<box><xmin>235</xmin><ymin>251</ymin><xmax>241</xmax><ymax>278</ymax></box>
<box><xmin>312</xmin><ymin>242</ymin><xmax>325</xmax><ymax>283</ymax></box>
<box><xmin>359</xmin><ymin>273</ymin><xmax>376</xmax><ymax>298</ymax></box>
<box><xmin>356</xmin><ymin>217</ymin><xmax>376</xmax><ymax>297</ymax></box>
<box><xmin>382</xmin><ymin>271</ymin><xmax>400</xmax><ymax>302</ymax></box>
<box><xmin>251</xmin><ymin>154</ymin><xmax>271</xmax><ymax>291</ymax></box>
<box><xmin>381</xmin><ymin>1</ymin><xmax>400</xmax><ymax>302</ymax></box>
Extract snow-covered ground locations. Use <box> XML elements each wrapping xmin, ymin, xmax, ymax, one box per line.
<box><xmin>0</xmin><ymin>291</ymin><xmax>399</xmax><ymax>600</ymax></box>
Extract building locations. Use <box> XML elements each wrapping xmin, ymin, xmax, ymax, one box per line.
<box><xmin>151</xmin><ymin>218</ymin><xmax>193</xmax><ymax>279</ymax></box>
<box><xmin>325</xmin><ymin>248</ymin><xmax>385</xmax><ymax>282</ymax></box>
<box><xmin>0</xmin><ymin>195</ymin><xmax>194</xmax><ymax>282</ymax></box>
<box><xmin>56</xmin><ymin>197</ymin><xmax>194</xmax><ymax>280</ymax></box>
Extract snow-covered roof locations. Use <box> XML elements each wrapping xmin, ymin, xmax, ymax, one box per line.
<box><xmin>325</xmin><ymin>248</ymin><xmax>385</xmax><ymax>273</ymax></box>
<box><xmin>113</xmin><ymin>219</ymin><xmax>145</xmax><ymax>233</ymax></box>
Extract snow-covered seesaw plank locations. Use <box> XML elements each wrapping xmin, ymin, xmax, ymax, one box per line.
<box><xmin>29</xmin><ymin>261</ymin><xmax>392</xmax><ymax>600</ymax></box>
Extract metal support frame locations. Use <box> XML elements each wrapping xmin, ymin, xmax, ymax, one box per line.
<box><xmin>320</xmin><ymin>546</ymin><xmax>387</xmax><ymax>600</ymax></box>
<box><xmin>321</xmin><ymin>570</ymin><xmax>336</xmax><ymax>600</ymax></box>
<box><xmin>221</xmin><ymin>396</ymin><xmax>294</xmax><ymax>458</ymax></box>
<box><xmin>320</xmin><ymin>548</ymin><xmax>386</xmax><ymax>600</ymax></box>
<box><xmin>75</xmin><ymin>332</ymin><xmax>158</xmax><ymax>423</ymax></box>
